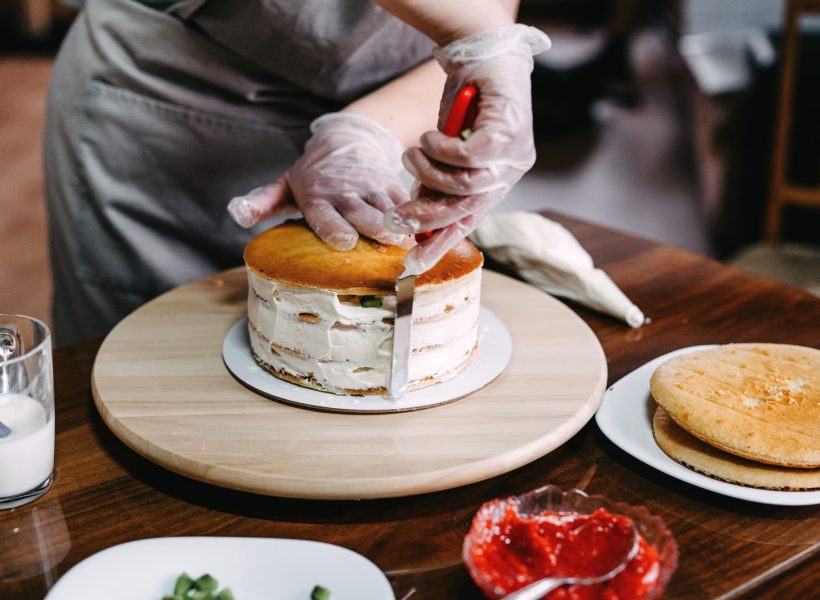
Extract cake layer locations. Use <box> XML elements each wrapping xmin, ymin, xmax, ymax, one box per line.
<box><xmin>244</xmin><ymin>219</ymin><xmax>484</xmax><ymax>293</ymax></box>
<box><xmin>247</xmin><ymin>269</ymin><xmax>481</xmax><ymax>394</ymax></box>
<box><xmin>250</xmin><ymin>323</ymin><xmax>479</xmax><ymax>394</ymax></box>
<box><xmin>650</xmin><ymin>343</ymin><xmax>820</xmax><ymax>468</ymax></box>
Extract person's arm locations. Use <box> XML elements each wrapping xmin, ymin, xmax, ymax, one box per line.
<box><xmin>341</xmin><ymin>59</ymin><xmax>445</xmax><ymax>149</ymax></box>
<box><xmin>375</xmin><ymin>0</ymin><xmax>517</xmax><ymax>46</ymax></box>
<box><xmin>341</xmin><ymin>0</ymin><xmax>519</xmax><ymax>147</ymax></box>
<box><xmin>228</xmin><ymin>0</ymin><xmax>534</xmax><ymax>256</ymax></box>
<box><xmin>226</xmin><ymin>59</ymin><xmax>449</xmax><ymax>250</ymax></box>
<box><xmin>378</xmin><ymin>0</ymin><xmax>551</xmax><ymax>275</ymax></box>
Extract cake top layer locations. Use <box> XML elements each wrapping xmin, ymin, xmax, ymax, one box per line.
<box><xmin>649</xmin><ymin>343</ymin><xmax>820</xmax><ymax>468</ymax></box>
<box><xmin>244</xmin><ymin>219</ymin><xmax>483</xmax><ymax>293</ymax></box>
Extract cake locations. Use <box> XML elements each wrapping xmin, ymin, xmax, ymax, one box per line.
<box><xmin>649</xmin><ymin>343</ymin><xmax>820</xmax><ymax>469</ymax></box>
<box><xmin>652</xmin><ymin>406</ymin><xmax>820</xmax><ymax>491</ymax></box>
<box><xmin>244</xmin><ymin>220</ymin><xmax>484</xmax><ymax>395</ymax></box>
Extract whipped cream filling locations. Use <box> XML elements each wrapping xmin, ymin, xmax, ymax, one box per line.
<box><xmin>247</xmin><ymin>269</ymin><xmax>481</xmax><ymax>393</ymax></box>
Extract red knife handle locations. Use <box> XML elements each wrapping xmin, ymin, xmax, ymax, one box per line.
<box><xmin>415</xmin><ymin>85</ymin><xmax>480</xmax><ymax>243</ymax></box>
<box><xmin>442</xmin><ymin>84</ymin><xmax>480</xmax><ymax>137</ymax></box>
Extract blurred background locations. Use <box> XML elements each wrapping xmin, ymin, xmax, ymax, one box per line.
<box><xmin>2</xmin><ymin>0</ymin><xmax>819</xmax><ymax>341</ymax></box>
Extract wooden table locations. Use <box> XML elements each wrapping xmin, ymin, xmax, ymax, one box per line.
<box><xmin>2</xmin><ymin>213</ymin><xmax>818</xmax><ymax>599</ymax></box>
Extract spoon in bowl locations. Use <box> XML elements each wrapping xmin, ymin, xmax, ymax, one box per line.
<box><xmin>502</xmin><ymin>523</ymin><xmax>639</xmax><ymax>600</ymax></box>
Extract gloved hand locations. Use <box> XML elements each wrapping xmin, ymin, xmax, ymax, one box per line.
<box><xmin>386</xmin><ymin>24</ymin><xmax>551</xmax><ymax>274</ymax></box>
<box><xmin>228</xmin><ymin>112</ymin><xmax>411</xmax><ymax>250</ymax></box>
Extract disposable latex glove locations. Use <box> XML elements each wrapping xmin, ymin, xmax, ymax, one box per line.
<box><xmin>387</xmin><ymin>24</ymin><xmax>551</xmax><ymax>274</ymax></box>
<box><xmin>228</xmin><ymin>112</ymin><xmax>411</xmax><ymax>250</ymax></box>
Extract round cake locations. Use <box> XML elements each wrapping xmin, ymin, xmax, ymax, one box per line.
<box><xmin>652</xmin><ymin>406</ymin><xmax>820</xmax><ymax>491</ymax></box>
<box><xmin>649</xmin><ymin>343</ymin><xmax>820</xmax><ymax>469</ymax></box>
<box><xmin>244</xmin><ymin>220</ymin><xmax>484</xmax><ymax>395</ymax></box>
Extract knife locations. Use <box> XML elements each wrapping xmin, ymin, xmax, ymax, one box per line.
<box><xmin>389</xmin><ymin>85</ymin><xmax>480</xmax><ymax>398</ymax></box>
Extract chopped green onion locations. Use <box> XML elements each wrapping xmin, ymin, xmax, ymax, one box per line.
<box><xmin>174</xmin><ymin>573</ymin><xmax>193</xmax><ymax>596</ymax></box>
<box><xmin>164</xmin><ymin>572</ymin><xmax>233</xmax><ymax>600</ymax></box>
<box><xmin>215</xmin><ymin>589</ymin><xmax>235</xmax><ymax>600</ymax></box>
<box><xmin>360</xmin><ymin>295</ymin><xmax>383</xmax><ymax>308</ymax></box>
<box><xmin>311</xmin><ymin>585</ymin><xmax>331</xmax><ymax>600</ymax></box>
<box><xmin>460</xmin><ymin>128</ymin><xmax>472</xmax><ymax>140</ymax></box>
<box><xmin>194</xmin><ymin>574</ymin><xmax>219</xmax><ymax>593</ymax></box>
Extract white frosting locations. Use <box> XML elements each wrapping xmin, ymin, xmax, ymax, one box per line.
<box><xmin>247</xmin><ymin>269</ymin><xmax>481</xmax><ymax>393</ymax></box>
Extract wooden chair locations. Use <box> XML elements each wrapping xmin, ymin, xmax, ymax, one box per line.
<box><xmin>766</xmin><ymin>0</ymin><xmax>820</xmax><ymax>240</ymax></box>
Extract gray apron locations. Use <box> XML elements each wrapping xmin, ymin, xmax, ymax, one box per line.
<box><xmin>45</xmin><ymin>0</ymin><xmax>433</xmax><ymax>345</ymax></box>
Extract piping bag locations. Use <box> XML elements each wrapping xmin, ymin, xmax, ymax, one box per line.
<box><xmin>389</xmin><ymin>86</ymin><xmax>479</xmax><ymax>398</ymax></box>
<box><xmin>469</xmin><ymin>213</ymin><xmax>645</xmax><ymax>328</ymax></box>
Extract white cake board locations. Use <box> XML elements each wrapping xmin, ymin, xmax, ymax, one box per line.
<box><xmin>222</xmin><ymin>308</ymin><xmax>512</xmax><ymax>413</ymax></box>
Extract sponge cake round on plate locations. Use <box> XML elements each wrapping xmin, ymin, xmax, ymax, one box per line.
<box><xmin>653</xmin><ymin>406</ymin><xmax>820</xmax><ymax>490</ymax></box>
<box><xmin>649</xmin><ymin>343</ymin><xmax>820</xmax><ymax>469</ymax></box>
<box><xmin>244</xmin><ymin>220</ymin><xmax>484</xmax><ymax>396</ymax></box>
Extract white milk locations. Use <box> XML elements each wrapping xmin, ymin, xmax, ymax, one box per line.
<box><xmin>0</xmin><ymin>393</ymin><xmax>54</xmax><ymax>497</ymax></box>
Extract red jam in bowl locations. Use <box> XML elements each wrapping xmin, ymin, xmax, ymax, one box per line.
<box><xmin>464</xmin><ymin>502</ymin><xmax>662</xmax><ymax>599</ymax></box>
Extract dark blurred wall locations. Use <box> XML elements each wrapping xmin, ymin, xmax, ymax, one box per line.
<box><xmin>0</xmin><ymin>1</ymin><xmax>75</xmax><ymax>54</ymax></box>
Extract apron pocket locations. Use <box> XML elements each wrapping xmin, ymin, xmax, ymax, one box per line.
<box><xmin>76</xmin><ymin>79</ymin><xmax>307</xmax><ymax>296</ymax></box>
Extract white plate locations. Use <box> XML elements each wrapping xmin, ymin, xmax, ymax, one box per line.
<box><xmin>595</xmin><ymin>345</ymin><xmax>820</xmax><ymax>506</ymax></box>
<box><xmin>222</xmin><ymin>308</ymin><xmax>512</xmax><ymax>413</ymax></box>
<box><xmin>45</xmin><ymin>537</ymin><xmax>394</xmax><ymax>600</ymax></box>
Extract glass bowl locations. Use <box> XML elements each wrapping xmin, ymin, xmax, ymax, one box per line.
<box><xmin>462</xmin><ymin>485</ymin><xmax>679</xmax><ymax>599</ymax></box>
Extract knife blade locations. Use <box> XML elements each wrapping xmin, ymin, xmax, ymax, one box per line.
<box><xmin>389</xmin><ymin>85</ymin><xmax>480</xmax><ymax>398</ymax></box>
<box><xmin>389</xmin><ymin>270</ymin><xmax>416</xmax><ymax>398</ymax></box>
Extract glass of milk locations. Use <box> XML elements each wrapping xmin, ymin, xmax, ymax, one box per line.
<box><xmin>0</xmin><ymin>315</ymin><xmax>54</xmax><ymax>509</ymax></box>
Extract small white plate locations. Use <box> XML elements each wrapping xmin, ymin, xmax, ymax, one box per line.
<box><xmin>595</xmin><ymin>345</ymin><xmax>820</xmax><ymax>506</ymax></box>
<box><xmin>222</xmin><ymin>308</ymin><xmax>512</xmax><ymax>413</ymax></box>
<box><xmin>45</xmin><ymin>537</ymin><xmax>394</xmax><ymax>600</ymax></box>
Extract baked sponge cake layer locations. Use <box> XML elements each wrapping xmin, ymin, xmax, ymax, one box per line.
<box><xmin>650</xmin><ymin>343</ymin><xmax>820</xmax><ymax>469</ymax></box>
<box><xmin>245</xmin><ymin>219</ymin><xmax>483</xmax><ymax>293</ymax></box>
<box><xmin>653</xmin><ymin>406</ymin><xmax>820</xmax><ymax>491</ymax></box>
<box><xmin>244</xmin><ymin>220</ymin><xmax>484</xmax><ymax>395</ymax></box>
